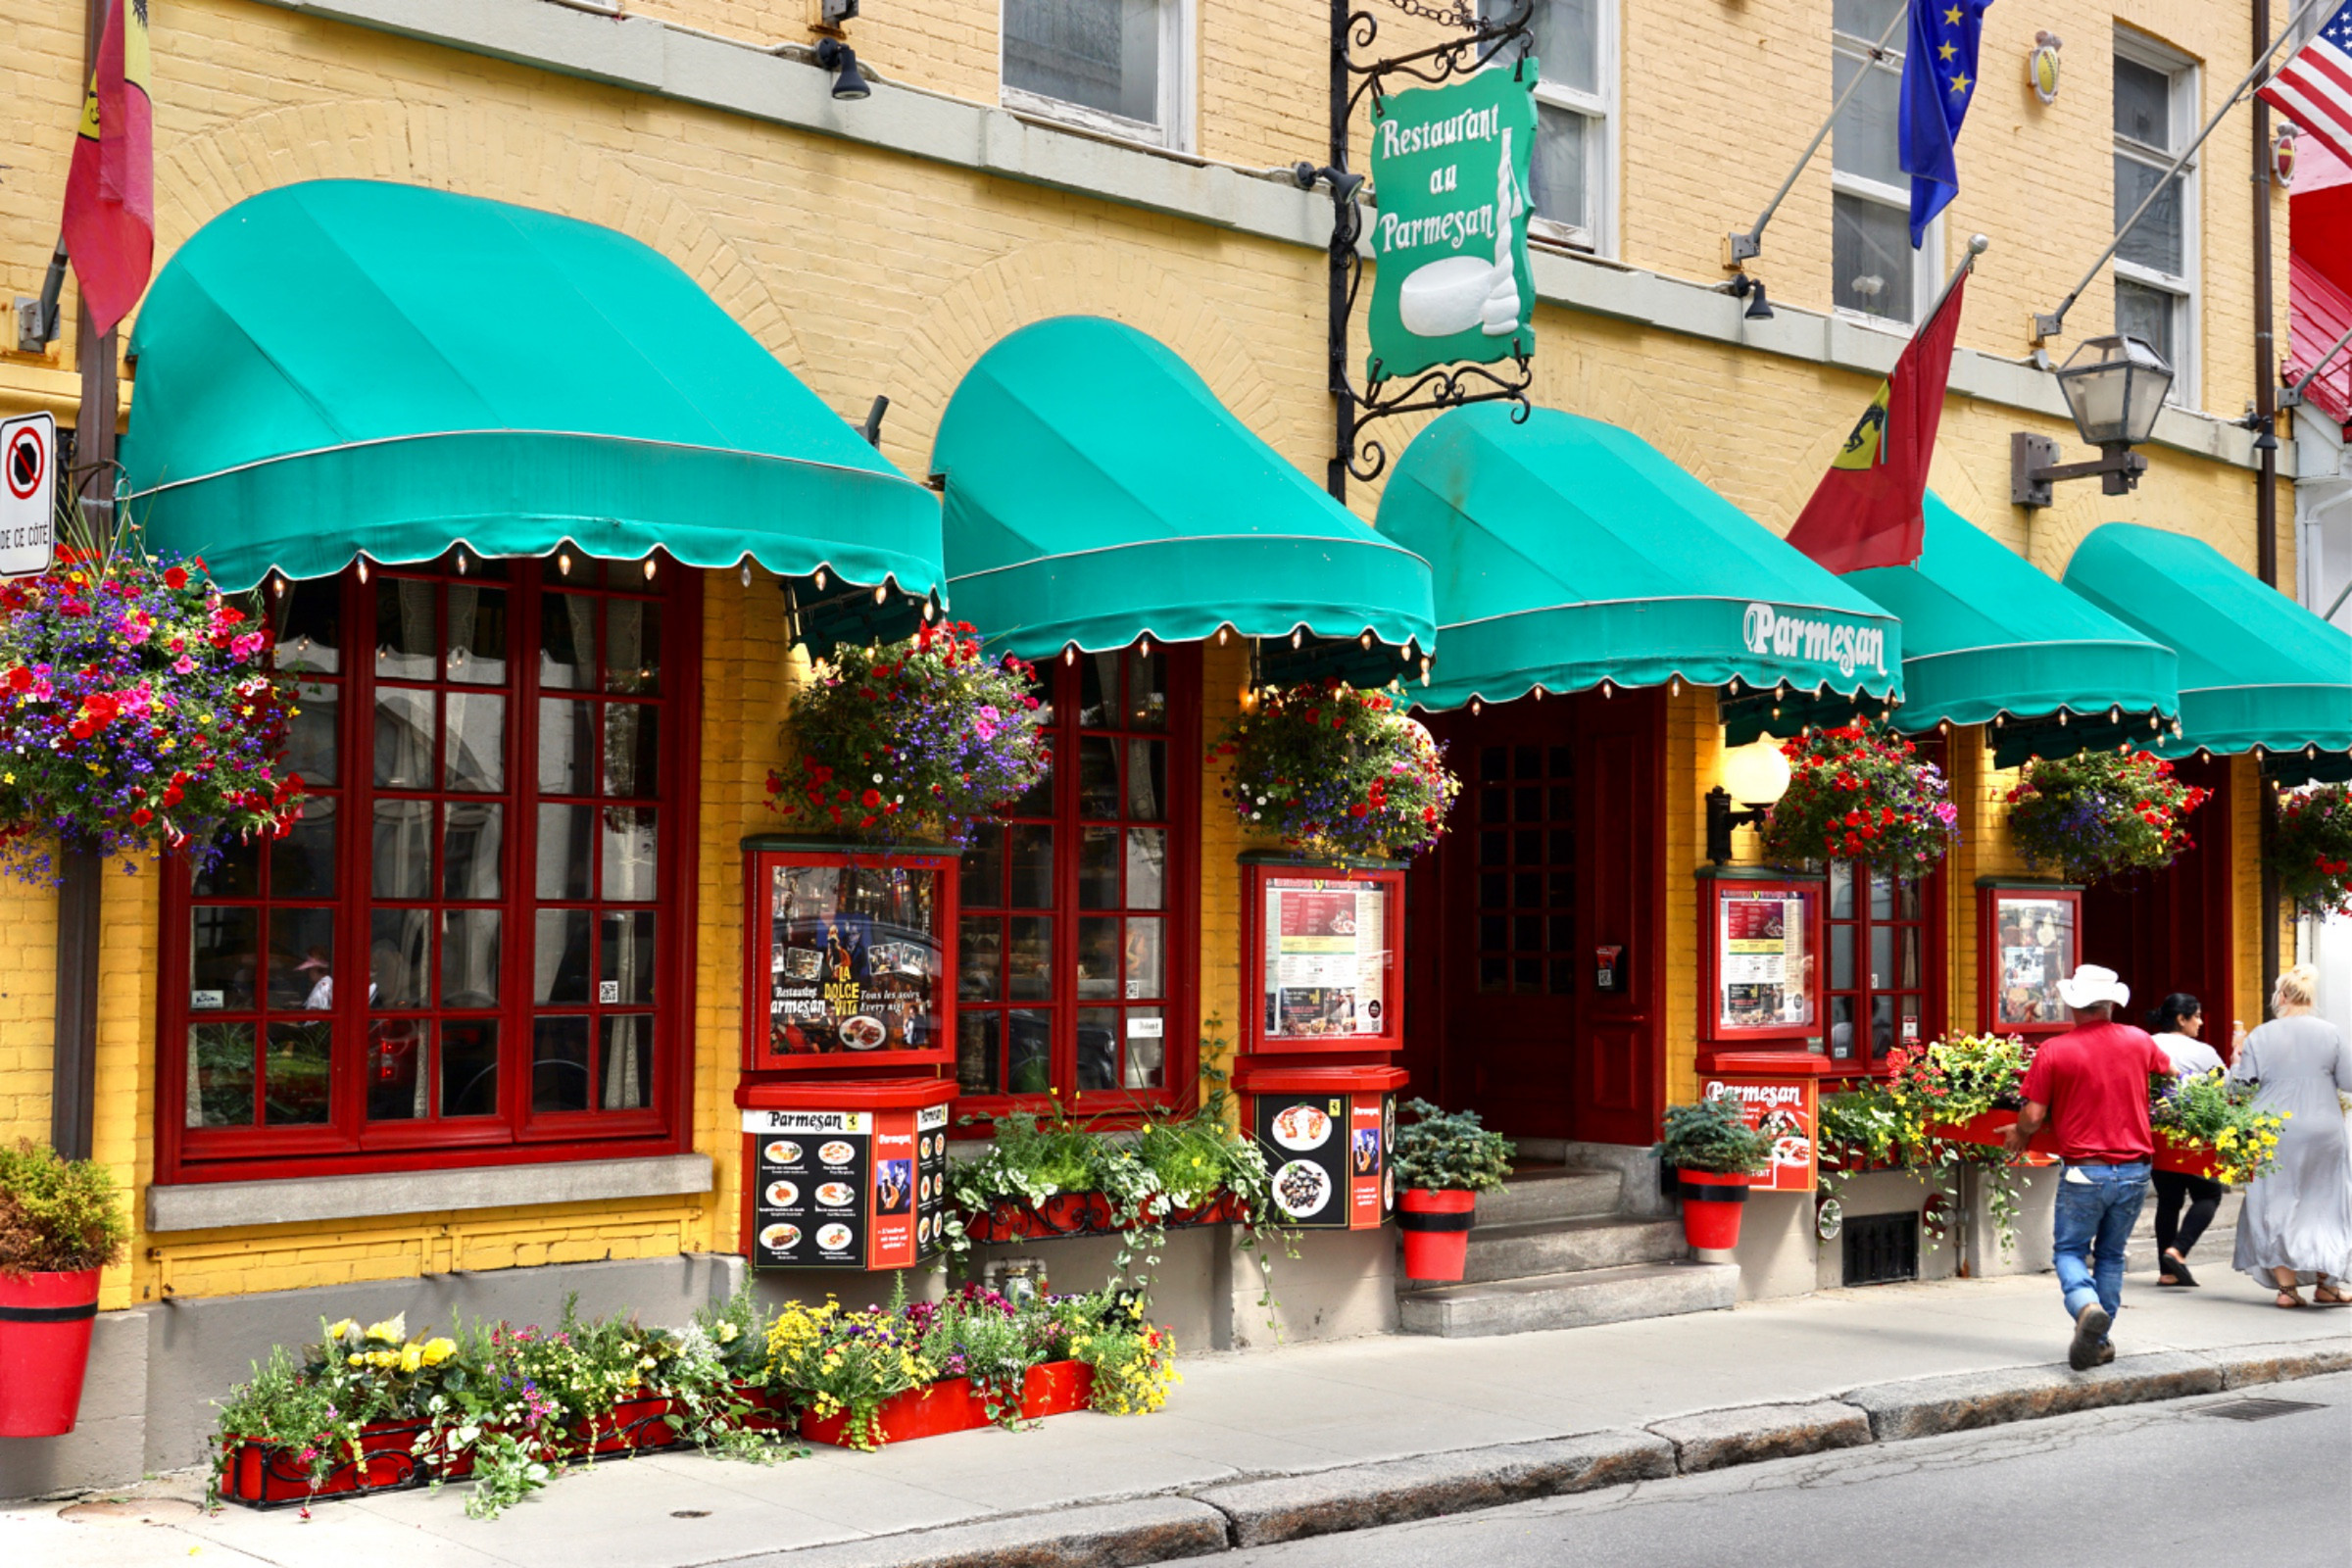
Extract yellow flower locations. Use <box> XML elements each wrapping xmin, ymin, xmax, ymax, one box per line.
<box><xmin>347</xmin><ymin>1353</ymin><xmax>365</xmax><ymax>1367</ymax></box>
<box><xmin>368</xmin><ymin>1348</ymin><xmax>399</xmax><ymax>1369</ymax></box>
<box><xmin>419</xmin><ymin>1338</ymin><xmax>457</xmax><ymax>1367</ymax></box>
<box><xmin>398</xmin><ymin>1345</ymin><xmax>423</xmax><ymax>1373</ymax></box>
<box><xmin>365</xmin><ymin>1314</ymin><xmax>407</xmax><ymax>1345</ymax></box>
<box><xmin>325</xmin><ymin>1318</ymin><xmax>359</xmax><ymax>1341</ymax></box>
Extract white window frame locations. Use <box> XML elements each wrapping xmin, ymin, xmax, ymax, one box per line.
<box><xmin>1829</xmin><ymin>12</ymin><xmax>1939</xmax><ymax>328</ymax></box>
<box><xmin>2112</xmin><ymin>29</ymin><xmax>2200</xmax><ymax>409</ymax></box>
<box><xmin>999</xmin><ymin>0</ymin><xmax>1194</xmax><ymax>154</ymax></box>
<box><xmin>1523</xmin><ymin>0</ymin><xmax>1618</xmax><ymax>257</ymax></box>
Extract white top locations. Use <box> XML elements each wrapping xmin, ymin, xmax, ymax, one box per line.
<box><xmin>2154</xmin><ymin>1031</ymin><xmax>2225</xmax><ymax>1077</ymax></box>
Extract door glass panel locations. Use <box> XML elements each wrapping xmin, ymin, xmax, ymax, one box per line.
<box><xmin>535</xmin><ymin>803</ymin><xmax>591</xmax><ymax>900</ymax></box>
<box><xmin>369</xmin><ymin>908</ymin><xmax>431</xmax><ymax>1008</ymax></box>
<box><xmin>540</xmin><ymin>592</ymin><xmax>595</xmax><ymax>689</ymax></box>
<box><xmin>957</xmin><ymin>917</ymin><xmax>1002</xmax><ymax>1001</ymax></box>
<box><xmin>442</xmin><ymin>802</ymin><xmax>503</xmax><ymax>899</ymax></box>
<box><xmin>1899</xmin><ymin>926</ymin><xmax>1921</xmax><ymax>988</ymax></box>
<box><xmin>960</xmin><ymin>824</ymin><xmax>1005</xmax><ymax>908</ymax></box>
<box><xmin>600</xmin><ymin>910</ymin><xmax>657</xmax><ymax>1004</ymax></box>
<box><xmin>286</xmin><ymin>684</ymin><xmax>340</xmax><ymax>785</ymax></box>
<box><xmin>602</xmin><ymin>807</ymin><xmax>658</xmax><ymax>900</ymax></box>
<box><xmin>600</xmin><ymin>1015</ymin><xmax>654</xmax><ymax>1108</ymax></box>
<box><xmin>374</xmin><ymin>579</ymin><xmax>436</xmax><ymax>679</ymax></box>
<box><xmin>1006</xmin><ymin>1007</ymin><xmax>1052</xmax><ymax>1094</ymax></box>
<box><xmin>604</xmin><ymin>600</ymin><xmax>661</xmax><ymax>695</ymax></box>
<box><xmin>538</xmin><ymin>699</ymin><xmax>594</xmax><ymax>795</ymax></box>
<box><xmin>192</xmin><ymin>836</ymin><xmax>261</xmax><ymax>898</ymax></box>
<box><xmin>190</xmin><ymin>907</ymin><xmax>260</xmax><ymax>1010</ymax></box>
<box><xmin>956</xmin><ymin>1011</ymin><xmax>1002</xmax><ymax>1095</ymax></box>
<box><xmin>1127</xmin><ymin>656</ymin><xmax>1166</xmax><ymax>729</ymax></box>
<box><xmin>1127</xmin><ymin>738</ymin><xmax>1166</xmax><ymax>820</ymax></box>
<box><xmin>1075</xmin><ymin>1006</ymin><xmax>1118</xmax><ymax>1091</ymax></box>
<box><xmin>371</xmin><ymin>800</ymin><xmax>432</xmax><ymax>899</ymax></box>
<box><xmin>366</xmin><ymin>1019</ymin><xmax>428</xmax><ymax>1119</ymax></box>
<box><xmin>1078</xmin><ymin>654</ymin><xmax>1119</xmax><ymax>726</ymax></box>
<box><xmin>446</xmin><ymin>586</ymin><xmax>508</xmax><ymax>685</ymax></box>
<box><xmin>1871</xmin><ymin>924</ymin><xmax>1894</xmax><ymax>992</ymax></box>
<box><xmin>440</xmin><ymin>909</ymin><xmax>501</xmax><ymax>1007</ymax></box>
<box><xmin>440</xmin><ymin>1020</ymin><xmax>500</xmax><ymax>1116</ymax></box>
<box><xmin>535</xmin><ymin>909</ymin><xmax>592</xmax><ymax>1004</ymax></box>
<box><xmin>267</xmin><ymin>907</ymin><xmax>335</xmax><ymax>1010</ymax></box>
<box><xmin>1120</xmin><ymin>1005</ymin><xmax>1165</xmax><ymax>1089</ymax></box>
<box><xmin>187</xmin><ymin>1022</ymin><xmax>255</xmax><ymax>1126</ymax></box>
<box><xmin>1076</xmin><ymin>916</ymin><xmax>1119</xmax><ymax>999</ymax></box>
<box><xmin>271</xmin><ymin>579</ymin><xmax>342</xmax><ymax>673</ymax></box>
<box><xmin>532</xmin><ymin>1014</ymin><xmax>592</xmax><ymax>1111</ymax></box>
<box><xmin>1079</xmin><ymin>824</ymin><xmax>1120</xmax><ymax>909</ymax></box>
<box><xmin>1008</xmin><ymin>825</ymin><xmax>1054</xmax><ymax>907</ymax></box>
<box><xmin>1869</xmin><ymin>868</ymin><xmax>1894</xmax><ymax>919</ymax></box>
<box><xmin>605</xmin><ymin>706</ymin><xmax>659</xmax><ymax>798</ymax></box>
<box><xmin>1125</xmin><ymin>828</ymin><xmax>1166</xmax><ymax>908</ymax></box>
<box><xmin>1006</xmin><ymin>916</ymin><xmax>1053</xmax><ymax>1000</ymax></box>
<box><xmin>1828</xmin><ymin>861</ymin><xmax>1855</xmax><ymax>919</ymax></box>
<box><xmin>262</xmin><ymin>1021</ymin><xmax>332</xmax><ymax>1125</ymax></box>
<box><xmin>1125</xmin><ymin>917</ymin><xmax>1165</xmax><ymax>998</ymax></box>
<box><xmin>1077</xmin><ymin>737</ymin><xmax>1119</xmax><ymax>818</ymax></box>
<box><xmin>272</xmin><ymin>797</ymin><xmax>338</xmax><ymax>900</ymax></box>
<box><xmin>444</xmin><ymin>694</ymin><xmax>506</xmax><ymax>793</ymax></box>
<box><xmin>1828</xmin><ymin>995</ymin><xmax>1859</xmax><ymax>1060</ymax></box>
<box><xmin>1830</xmin><ymin>923</ymin><xmax>1855</xmax><ymax>990</ymax></box>
<box><xmin>373</xmin><ymin>688</ymin><xmax>435</xmax><ymax>788</ymax></box>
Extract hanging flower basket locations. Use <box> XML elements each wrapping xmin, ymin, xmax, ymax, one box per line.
<box><xmin>2005</xmin><ymin>749</ymin><xmax>2211</xmax><ymax>884</ymax></box>
<box><xmin>1212</xmin><ymin>678</ymin><xmax>1460</xmax><ymax>859</ymax></box>
<box><xmin>2272</xmin><ymin>783</ymin><xmax>2352</xmax><ymax>916</ymax></box>
<box><xmin>0</xmin><ymin>531</ymin><xmax>304</xmax><ymax>882</ymax></box>
<box><xmin>766</xmin><ymin>619</ymin><xmax>1049</xmax><ymax>849</ymax></box>
<box><xmin>1757</xmin><ymin>719</ymin><xmax>1959</xmax><ymax>870</ymax></box>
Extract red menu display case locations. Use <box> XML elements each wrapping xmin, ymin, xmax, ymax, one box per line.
<box><xmin>1977</xmin><ymin>880</ymin><xmax>2083</xmax><ymax>1040</ymax></box>
<box><xmin>1235</xmin><ymin>1062</ymin><xmax>1406</xmax><ymax>1231</ymax></box>
<box><xmin>737</xmin><ymin>1077</ymin><xmax>957</xmax><ymax>1270</ymax></box>
<box><xmin>1696</xmin><ymin>867</ymin><xmax>1828</xmax><ymax>1070</ymax></box>
<box><xmin>1239</xmin><ymin>857</ymin><xmax>1405</xmax><ymax>1058</ymax></box>
<box><xmin>741</xmin><ymin>838</ymin><xmax>958</xmax><ymax>1073</ymax></box>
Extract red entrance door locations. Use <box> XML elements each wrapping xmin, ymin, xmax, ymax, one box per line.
<box><xmin>1403</xmin><ymin>690</ymin><xmax>1664</xmax><ymax>1145</ymax></box>
<box><xmin>2080</xmin><ymin>757</ymin><xmax>2235</xmax><ymax>1038</ymax></box>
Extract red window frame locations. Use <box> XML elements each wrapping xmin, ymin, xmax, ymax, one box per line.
<box><xmin>156</xmin><ymin>553</ymin><xmax>702</xmax><ymax>1184</ymax></box>
<box><xmin>1696</xmin><ymin>871</ymin><xmax>1828</xmax><ymax>1049</ymax></box>
<box><xmin>1238</xmin><ymin>859</ymin><xmax>1405</xmax><ymax>1057</ymax></box>
<box><xmin>1822</xmin><ymin>858</ymin><xmax>1947</xmax><ymax>1072</ymax></box>
<box><xmin>951</xmin><ymin>646</ymin><xmax>1200</xmax><ymax>1123</ymax></box>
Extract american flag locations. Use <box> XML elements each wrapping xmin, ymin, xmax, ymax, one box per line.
<box><xmin>2260</xmin><ymin>0</ymin><xmax>2352</xmax><ymax>167</ymax></box>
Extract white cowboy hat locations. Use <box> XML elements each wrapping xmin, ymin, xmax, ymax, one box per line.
<box><xmin>2056</xmin><ymin>963</ymin><xmax>2131</xmax><ymax>1010</ymax></box>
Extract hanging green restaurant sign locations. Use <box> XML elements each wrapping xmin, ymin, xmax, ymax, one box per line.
<box><xmin>1365</xmin><ymin>63</ymin><xmax>1539</xmax><ymax>382</ymax></box>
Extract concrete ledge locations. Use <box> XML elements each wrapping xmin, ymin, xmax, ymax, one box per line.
<box><xmin>145</xmin><ymin>1152</ymin><xmax>713</xmax><ymax>1233</ymax></box>
<box><xmin>1842</xmin><ymin>1349</ymin><xmax>2224</xmax><ymax>1443</ymax></box>
<box><xmin>1193</xmin><ymin>1432</ymin><xmax>1674</xmax><ymax>1547</ymax></box>
<box><xmin>2208</xmin><ymin>1339</ymin><xmax>2352</xmax><ymax>1390</ymax></box>
<box><xmin>736</xmin><ymin>1499</ymin><xmax>1233</xmax><ymax>1568</ymax></box>
<box><xmin>1646</xmin><ymin>1399</ymin><xmax>1873</xmax><ymax>1474</ymax></box>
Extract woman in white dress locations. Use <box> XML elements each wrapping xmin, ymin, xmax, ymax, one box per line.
<box><xmin>2230</xmin><ymin>965</ymin><xmax>2352</xmax><ymax>1307</ymax></box>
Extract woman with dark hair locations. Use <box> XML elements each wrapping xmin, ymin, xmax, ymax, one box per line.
<box><xmin>2146</xmin><ymin>993</ymin><xmax>2227</xmax><ymax>1287</ymax></box>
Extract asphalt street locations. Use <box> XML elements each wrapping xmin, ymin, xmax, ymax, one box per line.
<box><xmin>1181</xmin><ymin>1371</ymin><xmax>2352</xmax><ymax>1568</ymax></box>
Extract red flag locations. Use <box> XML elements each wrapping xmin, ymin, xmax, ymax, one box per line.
<box><xmin>1784</xmin><ymin>270</ymin><xmax>1968</xmax><ymax>574</ymax></box>
<box><xmin>60</xmin><ymin>0</ymin><xmax>154</xmax><ymax>337</ymax></box>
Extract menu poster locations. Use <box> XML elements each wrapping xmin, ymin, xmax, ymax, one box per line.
<box><xmin>1701</xmin><ymin>1076</ymin><xmax>1818</xmax><ymax>1193</ymax></box>
<box><xmin>1255</xmin><ymin>1093</ymin><xmax>1350</xmax><ymax>1229</ymax></box>
<box><xmin>1717</xmin><ymin>891</ymin><xmax>1813</xmax><ymax>1030</ymax></box>
<box><xmin>867</xmin><ymin>1114</ymin><xmax>920</xmax><ymax>1269</ymax></box>
<box><xmin>1993</xmin><ymin>896</ymin><xmax>2073</xmax><ymax>1027</ymax></box>
<box><xmin>746</xmin><ymin>1108</ymin><xmax>872</xmax><ymax>1268</ymax></box>
<box><xmin>1263</xmin><ymin>880</ymin><xmax>1388</xmax><ymax>1040</ymax></box>
<box><xmin>1347</xmin><ymin>1093</ymin><xmax>1395</xmax><ymax>1226</ymax></box>
<box><xmin>765</xmin><ymin>864</ymin><xmax>941</xmax><ymax>1059</ymax></box>
<box><xmin>912</xmin><ymin>1103</ymin><xmax>951</xmax><ymax>1260</ymax></box>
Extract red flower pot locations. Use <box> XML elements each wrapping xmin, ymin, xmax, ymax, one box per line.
<box><xmin>797</xmin><ymin>1361</ymin><xmax>1096</xmax><ymax>1448</ymax></box>
<box><xmin>0</xmin><ymin>1268</ymin><xmax>100</xmax><ymax>1438</ymax></box>
<box><xmin>219</xmin><ymin>1418</ymin><xmax>433</xmax><ymax>1507</ymax></box>
<box><xmin>1396</xmin><ymin>1189</ymin><xmax>1477</xmax><ymax>1281</ymax></box>
<box><xmin>1676</xmin><ymin>1170</ymin><xmax>1751</xmax><ymax>1250</ymax></box>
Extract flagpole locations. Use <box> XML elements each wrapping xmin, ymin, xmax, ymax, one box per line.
<box><xmin>1725</xmin><ymin>3</ymin><xmax>1907</xmax><ymax>268</ymax></box>
<box><xmin>1921</xmin><ymin>233</ymin><xmax>1988</xmax><ymax>328</ymax></box>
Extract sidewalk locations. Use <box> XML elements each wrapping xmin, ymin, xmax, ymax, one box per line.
<box><xmin>10</xmin><ymin>1264</ymin><xmax>2348</xmax><ymax>1568</ymax></box>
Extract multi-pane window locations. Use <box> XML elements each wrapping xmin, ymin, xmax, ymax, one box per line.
<box><xmin>1002</xmin><ymin>0</ymin><xmax>1186</xmax><ymax>147</ymax></box>
<box><xmin>1472</xmin><ymin>742</ymin><xmax>1575</xmax><ymax>995</ymax></box>
<box><xmin>956</xmin><ymin>649</ymin><xmax>1190</xmax><ymax>1105</ymax></box>
<box><xmin>2114</xmin><ymin>36</ymin><xmax>2198</xmax><ymax>403</ymax></box>
<box><xmin>1831</xmin><ymin>0</ymin><xmax>1935</xmax><ymax>321</ymax></box>
<box><xmin>1824</xmin><ymin>861</ymin><xmax>1935</xmax><ymax>1067</ymax></box>
<box><xmin>1482</xmin><ymin>0</ymin><xmax>1615</xmax><ymax>250</ymax></box>
<box><xmin>167</xmin><ymin>553</ymin><xmax>689</xmax><ymax>1177</ymax></box>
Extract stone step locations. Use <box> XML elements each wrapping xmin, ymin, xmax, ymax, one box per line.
<box><xmin>1447</xmin><ymin>1215</ymin><xmax>1689</xmax><ymax>1284</ymax></box>
<box><xmin>1398</xmin><ymin>1260</ymin><xmax>1740</xmax><ymax>1338</ymax></box>
<box><xmin>1472</xmin><ymin>1166</ymin><xmax>1624</xmax><ymax>1228</ymax></box>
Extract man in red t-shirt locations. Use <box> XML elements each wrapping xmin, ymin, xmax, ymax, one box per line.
<box><xmin>2005</xmin><ymin>964</ymin><xmax>2174</xmax><ymax>1370</ymax></box>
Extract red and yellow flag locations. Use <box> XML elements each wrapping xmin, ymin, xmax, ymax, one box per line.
<box><xmin>1784</xmin><ymin>270</ymin><xmax>1967</xmax><ymax>574</ymax></box>
<box><xmin>60</xmin><ymin>0</ymin><xmax>154</xmax><ymax>337</ymax></box>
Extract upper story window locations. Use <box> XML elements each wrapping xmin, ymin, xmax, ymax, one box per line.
<box><xmin>1831</xmin><ymin>0</ymin><xmax>1936</xmax><ymax>322</ymax></box>
<box><xmin>162</xmin><ymin>553</ymin><xmax>697</xmax><ymax>1182</ymax></box>
<box><xmin>1482</xmin><ymin>0</ymin><xmax>1616</xmax><ymax>252</ymax></box>
<box><xmin>1002</xmin><ymin>0</ymin><xmax>1190</xmax><ymax>149</ymax></box>
<box><xmin>2113</xmin><ymin>33</ymin><xmax>2199</xmax><ymax>406</ymax></box>
<box><xmin>954</xmin><ymin>648</ymin><xmax>1196</xmax><ymax>1112</ymax></box>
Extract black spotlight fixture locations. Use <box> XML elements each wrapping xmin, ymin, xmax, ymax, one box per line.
<box><xmin>1290</xmin><ymin>162</ymin><xmax>1365</xmax><ymax>202</ymax></box>
<box><xmin>1729</xmin><ymin>273</ymin><xmax>1773</xmax><ymax>320</ymax></box>
<box><xmin>815</xmin><ymin>37</ymin><xmax>870</xmax><ymax>101</ymax></box>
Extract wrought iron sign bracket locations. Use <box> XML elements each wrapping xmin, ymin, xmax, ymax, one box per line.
<box><xmin>1317</xmin><ymin>0</ymin><xmax>1534</xmax><ymax>500</ymax></box>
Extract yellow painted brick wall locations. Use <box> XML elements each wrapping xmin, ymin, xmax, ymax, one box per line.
<box><xmin>1665</xmin><ymin>684</ymin><xmax>1716</xmax><ymax>1110</ymax></box>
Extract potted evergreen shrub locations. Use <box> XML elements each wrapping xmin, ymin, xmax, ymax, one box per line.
<box><xmin>1657</xmin><ymin>1099</ymin><xmax>1773</xmax><ymax>1251</ymax></box>
<box><xmin>1390</xmin><ymin>1099</ymin><xmax>1512</xmax><ymax>1281</ymax></box>
<box><xmin>0</xmin><ymin>1141</ymin><xmax>129</xmax><ymax>1436</ymax></box>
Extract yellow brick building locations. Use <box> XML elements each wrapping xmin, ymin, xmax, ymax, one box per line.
<box><xmin>0</xmin><ymin>0</ymin><xmax>2332</xmax><ymax>1491</ymax></box>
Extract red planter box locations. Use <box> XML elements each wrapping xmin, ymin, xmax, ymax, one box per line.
<box><xmin>1930</xmin><ymin>1113</ymin><xmax>2221</xmax><ymax>1177</ymax></box>
<box><xmin>796</xmin><ymin>1361</ymin><xmax>1096</xmax><ymax>1448</ymax></box>
<box><xmin>961</xmin><ymin>1190</ymin><xmax>1245</xmax><ymax>1245</ymax></box>
<box><xmin>219</xmin><ymin>1418</ymin><xmax>434</xmax><ymax>1507</ymax></box>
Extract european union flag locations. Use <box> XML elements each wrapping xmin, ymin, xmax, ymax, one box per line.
<box><xmin>1899</xmin><ymin>0</ymin><xmax>1991</xmax><ymax>247</ymax></box>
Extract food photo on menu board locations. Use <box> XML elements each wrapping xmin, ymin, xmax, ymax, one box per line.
<box><xmin>1719</xmin><ymin>893</ymin><xmax>1812</xmax><ymax>1028</ymax></box>
<box><xmin>1263</xmin><ymin>882</ymin><xmax>1386</xmax><ymax>1038</ymax></box>
<box><xmin>1995</xmin><ymin>899</ymin><xmax>2073</xmax><ymax>1025</ymax></box>
<box><xmin>1257</xmin><ymin>1098</ymin><xmax>1347</xmax><ymax>1225</ymax></box>
<box><xmin>765</xmin><ymin>864</ymin><xmax>941</xmax><ymax>1057</ymax></box>
<box><xmin>751</xmin><ymin>1113</ymin><xmax>873</xmax><ymax>1266</ymax></box>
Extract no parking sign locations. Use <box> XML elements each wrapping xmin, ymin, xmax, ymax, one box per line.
<box><xmin>1</xmin><ymin>413</ymin><xmax>55</xmax><ymax>578</ymax></box>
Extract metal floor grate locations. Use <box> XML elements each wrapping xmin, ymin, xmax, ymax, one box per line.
<box><xmin>2194</xmin><ymin>1397</ymin><xmax>2325</xmax><ymax>1422</ymax></box>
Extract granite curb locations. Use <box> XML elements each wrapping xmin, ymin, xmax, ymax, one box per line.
<box><xmin>621</xmin><ymin>1346</ymin><xmax>2352</xmax><ymax>1568</ymax></box>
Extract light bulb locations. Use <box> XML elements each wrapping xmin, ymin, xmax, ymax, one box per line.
<box><xmin>741</xmin><ymin>562</ymin><xmax>753</xmax><ymax>587</ymax></box>
<box><xmin>814</xmin><ymin>569</ymin><xmax>827</xmax><ymax>591</ymax></box>
<box><xmin>1139</xmin><ymin>637</ymin><xmax>1152</xmax><ymax>659</ymax></box>
<box><xmin>644</xmin><ymin>558</ymin><xmax>658</xmax><ymax>580</ymax></box>
<box><xmin>558</xmin><ymin>552</ymin><xmax>572</xmax><ymax>576</ymax></box>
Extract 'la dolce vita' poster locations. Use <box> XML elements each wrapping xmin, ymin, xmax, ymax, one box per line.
<box><xmin>1365</xmin><ymin>63</ymin><xmax>1539</xmax><ymax>380</ymax></box>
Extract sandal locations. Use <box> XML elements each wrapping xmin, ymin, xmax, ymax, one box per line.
<box><xmin>2275</xmin><ymin>1286</ymin><xmax>2309</xmax><ymax>1308</ymax></box>
<box><xmin>2313</xmin><ymin>1284</ymin><xmax>2352</xmax><ymax>1308</ymax></box>
<box><xmin>2162</xmin><ymin>1251</ymin><xmax>2198</xmax><ymax>1288</ymax></box>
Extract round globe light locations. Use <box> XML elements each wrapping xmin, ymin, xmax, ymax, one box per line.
<box><xmin>1720</xmin><ymin>736</ymin><xmax>1791</xmax><ymax>807</ymax></box>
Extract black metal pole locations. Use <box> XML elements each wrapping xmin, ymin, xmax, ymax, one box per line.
<box><xmin>1327</xmin><ymin>0</ymin><xmax>1354</xmax><ymax>503</ymax></box>
<box><xmin>51</xmin><ymin>0</ymin><xmax>117</xmax><ymax>1162</ymax></box>
<box><xmin>2253</xmin><ymin>0</ymin><xmax>2282</xmax><ymax>1013</ymax></box>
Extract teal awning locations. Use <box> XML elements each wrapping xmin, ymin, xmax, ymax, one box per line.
<box><xmin>1845</xmin><ymin>493</ymin><xmax>2180</xmax><ymax>766</ymax></box>
<box><xmin>123</xmin><ymin>180</ymin><xmax>940</xmax><ymax>647</ymax></box>
<box><xmin>2063</xmin><ymin>522</ymin><xmax>2352</xmax><ymax>776</ymax></box>
<box><xmin>931</xmin><ymin>317</ymin><xmax>1435</xmax><ymax>677</ymax></box>
<box><xmin>1375</xmin><ymin>405</ymin><xmax>1904</xmax><ymax>712</ymax></box>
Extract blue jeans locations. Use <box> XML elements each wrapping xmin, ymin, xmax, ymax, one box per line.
<box><xmin>2051</xmin><ymin>1162</ymin><xmax>2151</xmax><ymax>1330</ymax></box>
